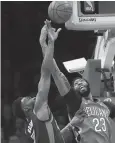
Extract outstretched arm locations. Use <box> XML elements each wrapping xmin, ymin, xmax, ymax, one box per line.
<box><xmin>39</xmin><ymin>20</ymin><xmax>82</xmax><ymax>117</ymax></box>
<box><xmin>34</xmin><ymin>24</ymin><xmax>54</xmax><ymax>121</ymax></box>
<box><xmin>39</xmin><ymin>21</ymin><xmax>71</xmax><ymax>97</ymax></box>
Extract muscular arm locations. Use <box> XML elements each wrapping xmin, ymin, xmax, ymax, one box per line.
<box><xmin>39</xmin><ymin>24</ymin><xmax>81</xmax><ymax>117</ymax></box>
<box><xmin>39</xmin><ymin>25</ymin><xmax>71</xmax><ymax>96</ymax></box>
<box><xmin>34</xmin><ymin>40</ymin><xmax>54</xmax><ymax>121</ymax></box>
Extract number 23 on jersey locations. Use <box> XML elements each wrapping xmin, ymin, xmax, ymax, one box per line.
<box><xmin>93</xmin><ymin>117</ymin><xmax>107</xmax><ymax>132</ymax></box>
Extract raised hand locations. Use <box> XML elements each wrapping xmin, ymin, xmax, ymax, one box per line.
<box><xmin>39</xmin><ymin>23</ymin><xmax>47</xmax><ymax>45</ymax></box>
<box><xmin>45</xmin><ymin>19</ymin><xmax>61</xmax><ymax>42</ymax></box>
<box><xmin>39</xmin><ymin>21</ymin><xmax>49</xmax><ymax>57</ymax></box>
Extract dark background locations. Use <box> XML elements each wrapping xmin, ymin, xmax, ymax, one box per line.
<box><xmin>1</xmin><ymin>1</ymin><xmax>97</xmax><ymax>98</ymax></box>
<box><xmin>2</xmin><ymin>2</ymin><xmax>115</xmax><ymax>143</ymax></box>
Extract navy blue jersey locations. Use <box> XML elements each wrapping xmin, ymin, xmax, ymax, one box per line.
<box><xmin>25</xmin><ymin>110</ymin><xmax>64</xmax><ymax>143</ymax></box>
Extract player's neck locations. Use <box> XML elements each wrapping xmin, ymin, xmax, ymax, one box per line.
<box><xmin>84</xmin><ymin>93</ymin><xmax>93</xmax><ymax>101</ymax></box>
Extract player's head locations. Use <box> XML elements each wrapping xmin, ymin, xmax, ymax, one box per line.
<box><xmin>72</xmin><ymin>77</ymin><xmax>90</xmax><ymax>98</ymax></box>
<box><xmin>12</xmin><ymin>96</ymin><xmax>35</xmax><ymax>120</ymax></box>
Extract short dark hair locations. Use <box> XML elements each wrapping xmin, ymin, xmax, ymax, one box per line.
<box><xmin>12</xmin><ymin>97</ymin><xmax>26</xmax><ymax>120</ymax></box>
<box><xmin>72</xmin><ymin>77</ymin><xmax>90</xmax><ymax>97</ymax></box>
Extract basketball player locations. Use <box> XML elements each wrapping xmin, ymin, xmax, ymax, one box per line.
<box><xmin>41</xmin><ymin>20</ymin><xmax>115</xmax><ymax>143</ymax></box>
<box><xmin>12</xmin><ymin>20</ymin><xmax>64</xmax><ymax>143</ymax></box>
<box><xmin>61</xmin><ymin>77</ymin><xmax>115</xmax><ymax>143</ymax></box>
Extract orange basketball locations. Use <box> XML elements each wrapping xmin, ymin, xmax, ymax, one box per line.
<box><xmin>48</xmin><ymin>1</ymin><xmax>72</xmax><ymax>24</ymax></box>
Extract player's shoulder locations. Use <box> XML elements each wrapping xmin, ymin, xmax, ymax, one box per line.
<box><xmin>33</xmin><ymin>107</ymin><xmax>53</xmax><ymax>122</ymax></box>
<box><xmin>103</xmin><ymin>98</ymin><xmax>115</xmax><ymax>109</ymax></box>
<box><xmin>81</xmin><ymin>97</ymin><xmax>106</xmax><ymax>107</ymax></box>
<box><xmin>81</xmin><ymin>98</ymin><xmax>92</xmax><ymax>105</ymax></box>
<box><xmin>93</xmin><ymin>98</ymin><xmax>110</xmax><ymax>109</ymax></box>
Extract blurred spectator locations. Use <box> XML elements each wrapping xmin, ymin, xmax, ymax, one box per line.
<box><xmin>2</xmin><ymin>93</ymin><xmax>14</xmax><ymax>142</ymax></box>
<box><xmin>13</xmin><ymin>72</ymin><xmax>20</xmax><ymax>89</ymax></box>
<box><xmin>3</xmin><ymin>93</ymin><xmax>12</xmax><ymax>121</ymax></box>
<box><xmin>1</xmin><ymin>128</ymin><xmax>5</xmax><ymax>143</ymax></box>
<box><xmin>28</xmin><ymin>92</ymin><xmax>36</xmax><ymax>98</ymax></box>
<box><xmin>14</xmin><ymin>90</ymin><xmax>22</xmax><ymax>99</ymax></box>
<box><xmin>15</xmin><ymin>118</ymin><xmax>32</xmax><ymax>143</ymax></box>
<box><xmin>9</xmin><ymin>136</ymin><xmax>20</xmax><ymax>143</ymax></box>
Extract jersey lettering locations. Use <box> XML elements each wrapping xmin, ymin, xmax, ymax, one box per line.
<box><xmin>84</xmin><ymin>106</ymin><xmax>109</xmax><ymax>119</ymax></box>
<box><xmin>26</xmin><ymin>120</ymin><xmax>35</xmax><ymax>142</ymax></box>
<box><xmin>28</xmin><ymin>120</ymin><xmax>33</xmax><ymax>133</ymax></box>
<box><xmin>31</xmin><ymin>130</ymin><xmax>35</xmax><ymax>141</ymax></box>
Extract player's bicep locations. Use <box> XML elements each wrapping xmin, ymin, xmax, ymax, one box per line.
<box><xmin>64</xmin><ymin>89</ymin><xmax>82</xmax><ymax>117</ymax></box>
<box><xmin>34</xmin><ymin>74</ymin><xmax>51</xmax><ymax>120</ymax></box>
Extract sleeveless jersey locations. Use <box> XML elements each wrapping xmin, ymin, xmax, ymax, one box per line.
<box><xmin>25</xmin><ymin>110</ymin><xmax>64</xmax><ymax>143</ymax></box>
<box><xmin>76</xmin><ymin>99</ymin><xmax>112</xmax><ymax>143</ymax></box>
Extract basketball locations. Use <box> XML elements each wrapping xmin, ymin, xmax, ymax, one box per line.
<box><xmin>48</xmin><ymin>1</ymin><xmax>72</xmax><ymax>24</ymax></box>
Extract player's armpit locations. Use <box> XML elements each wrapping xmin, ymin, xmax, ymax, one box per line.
<box><xmin>34</xmin><ymin>74</ymin><xmax>51</xmax><ymax>121</ymax></box>
<box><xmin>33</xmin><ymin>102</ymin><xmax>50</xmax><ymax>121</ymax></box>
<box><xmin>103</xmin><ymin>101</ymin><xmax>115</xmax><ymax>119</ymax></box>
<box><xmin>64</xmin><ymin>89</ymin><xmax>82</xmax><ymax>118</ymax></box>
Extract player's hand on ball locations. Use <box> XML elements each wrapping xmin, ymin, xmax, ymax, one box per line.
<box><xmin>45</xmin><ymin>19</ymin><xmax>62</xmax><ymax>42</ymax></box>
<box><xmin>39</xmin><ymin>23</ymin><xmax>47</xmax><ymax>44</ymax></box>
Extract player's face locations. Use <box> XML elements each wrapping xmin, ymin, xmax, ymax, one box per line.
<box><xmin>73</xmin><ymin>78</ymin><xmax>88</xmax><ymax>94</ymax></box>
<box><xmin>21</xmin><ymin>97</ymin><xmax>36</xmax><ymax>111</ymax></box>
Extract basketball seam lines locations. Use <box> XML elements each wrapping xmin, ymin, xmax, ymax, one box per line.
<box><xmin>56</xmin><ymin>10</ymin><xmax>67</xmax><ymax>22</ymax></box>
<box><xmin>57</xmin><ymin>3</ymin><xmax>71</xmax><ymax>11</ymax></box>
<box><xmin>51</xmin><ymin>9</ymin><xmax>72</xmax><ymax>13</ymax></box>
<box><xmin>50</xmin><ymin>2</ymin><xmax>72</xmax><ymax>23</ymax></box>
<box><xmin>54</xmin><ymin>2</ymin><xmax>72</xmax><ymax>22</ymax></box>
<box><xmin>56</xmin><ymin>3</ymin><xmax>72</xmax><ymax>9</ymax></box>
<box><xmin>53</xmin><ymin>2</ymin><xmax>57</xmax><ymax>22</ymax></box>
<box><xmin>56</xmin><ymin>3</ymin><xmax>72</xmax><ymax>13</ymax></box>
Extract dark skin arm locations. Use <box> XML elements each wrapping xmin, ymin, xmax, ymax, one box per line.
<box><xmin>33</xmin><ymin>21</ymin><xmax>55</xmax><ymax>121</ymax></box>
<box><xmin>39</xmin><ymin>20</ymin><xmax>82</xmax><ymax>117</ymax></box>
<box><xmin>39</xmin><ymin>20</ymin><xmax>71</xmax><ymax>97</ymax></box>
